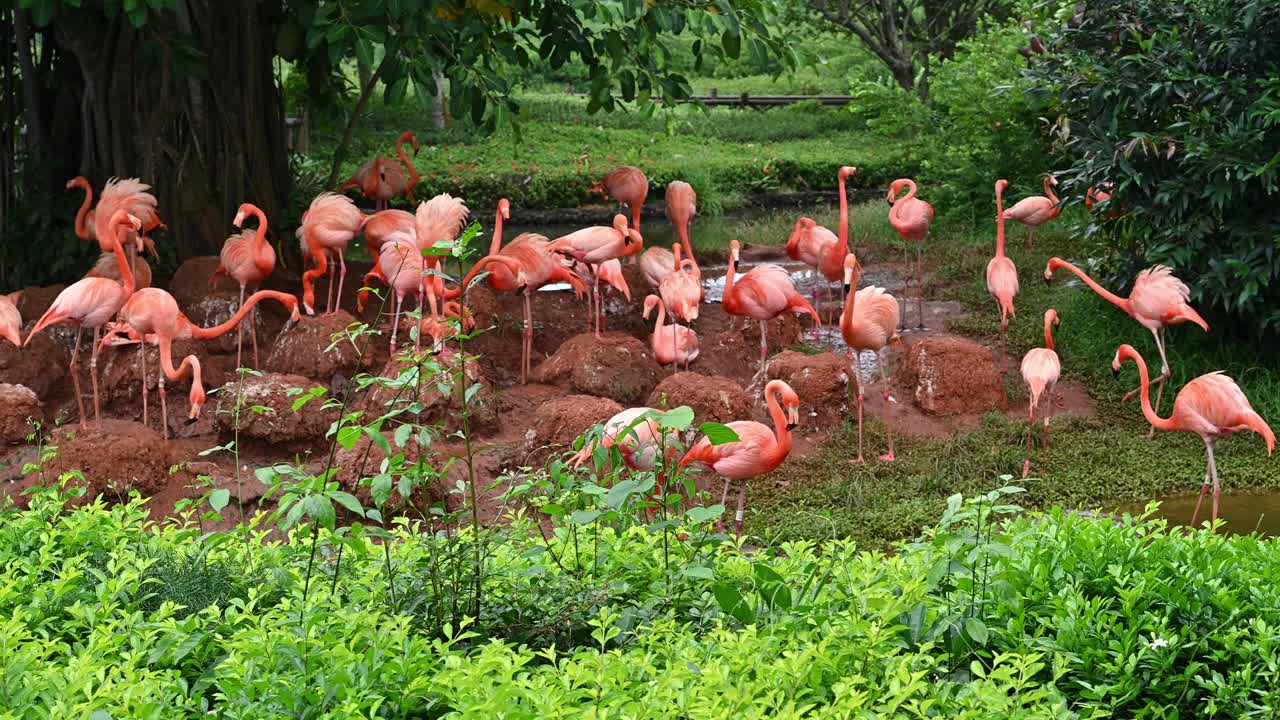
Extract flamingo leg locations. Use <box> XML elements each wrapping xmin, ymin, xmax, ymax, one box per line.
<box><xmin>522</xmin><ymin>294</ymin><xmax>533</xmax><ymax>384</ymax></box>
<box><xmin>335</xmin><ymin>250</ymin><xmax>348</xmax><ymax>316</ymax></box>
<box><xmin>90</xmin><ymin>326</ymin><xmax>102</xmax><ymax>423</ymax></box>
<box><xmin>70</xmin><ymin>327</ymin><xmax>87</xmax><ymax>430</ymax></box>
<box><xmin>1209</xmin><ymin>440</ymin><xmax>1222</xmax><ymax>526</ymax></box>
<box><xmin>1191</xmin><ymin>450</ymin><xmax>1212</xmax><ymax>528</ymax></box>
<box><xmin>758</xmin><ymin>319</ymin><xmax>769</xmax><ymax>377</ymax></box>
<box><xmin>1042</xmin><ymin>386</ymin><xmax>1054</xmax><ymax>473</ymax></box>
<box><xmin>326</xmin><ymin>252</ymin><xmax>337</xmax><ymax>315</ymax></box>
<box><xmin>898</xmin><ymin>245</ymin><xmax>910</xmax><ymax>332</ymax></box>
<box><xmin>1147</xmin><ymin>328</ymin><xmax>1170</xmax><ymax>439</ymax></box>
<box><xmin>717</xmin><ymin>477</ymin><xmax>731</xmax><ymax>533</ymax></box>
<box><xmin>1027</xmin><ymin>226</ymin><xmax>1035</xmax><ymax>250</ymax></box>
<box><xmin>389</xmin><ymin>292</ymin><xmax>403</xmax><ymax>355</ymax></box>
<box><xmin>735</xmin><ymin>482</ymin><xmax>747</xmax><ymax>537</ymax></box>
<box><xmin>235</xmin><ymin>285</ymin><xmax>246</xmax><ymax>369</ymax></box>
<box><xmin>158</xmin><ymin>370</ymin><xmax>168</xmax><ymax>446</ymax></box>
<box><xmin>139</xmin><ymin>341</ymin><xmax>149</xmax><ymax>429</ymax></box>
<box><xmin>878</xmin><ymin>348</ymin><xmax>896</xmax><ymax>462</ymax></box>
<box><xmin>1023</xmin><ymin>403</ymin><xmax>1035</xmax><ymax>480</ymax></box>
<box><xmin>250</xmin><ymin>302</ymin><xmax>259</xmax><ymax>369</ymax></box>
<box><xmin>915</xmin><ymin>244</ymin><xmax>926</xmax><ymax>330</ymax></box>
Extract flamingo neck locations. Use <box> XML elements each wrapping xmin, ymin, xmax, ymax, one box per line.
<box><xmin>677</xmin><ymin>218</ymin><xmax>694</xmax><ymax>263</ymax></box>
<box><xmin>490</xmin><ymin>208</ymin><xmax>505</xmax><ymax>255</ymax></box>
<box><xmin>1044</xmin><ymin>178</ymin><xmax>1059</xmax><ymax>206</ymax></box>
<box><xmin>188</xmin><ymin>290</ymin><xmax>295</xmax><ymax>339</ymax></box>
<box><xmin>249</xmin><ymin>206</ymin><xmax>271</xmax><ymax>274</ymax></box>
<box><xmin>654</xmin><ymin>298</ymin><xmax>667</xmax><ymax>330</ymax></box>
<box><xmin>995</xmin><ymin>185</ymin><xmax>1007</xmax><ymax>257</ymax></box>
<box><xmin>1044</xmin><ymin>317</ymin><xmax>1055</xmax><ymax>351</ymax></box>
<box><xmin>1052</xmin><ymin>259</ymin><xmax>1130</xmax><ymax>314</ymax></box>
<box><xmin>397</xmin><ymin>138</ymin><xmax>419</xmax><ymax>191</ymax></box>
<box><xmin>841</xmin><ymin>268</ymin><xmax>861</xmax><ymax>327</ymax></box>
<box><xmin>889</xmin><ymin>181</ymin><xmax>917</xmax><ymax>224</ymax></box>
<box><xmin>765</xmin><ymin>385</ymin><xmax>792</xmax><ymax>459</ymax></box>
<box><xmin>110</xmin><ymin>218</ymin><xmax>136</xmax><ymax>296</ymax></box>
<box><xmin>73</xmin><ymin>182</ymin><xmax>93</xmax><ymax>241</ymax></box>
<box><xmin>1125</xmin><ymin>349</ymin><xmax>1177</xmax><ymax>432</ymax></box>
<box><xmin>449</xmin><ymin>255</ymin><xmax>523</xmax><ymax>299</ymax></box>
<box><xmin>837</xmin><ymin>173</ymin><xmax>849</xmax><ymax>249</ymax></box>
<box><xmin>672</xmin><ymin>244</ymin><xmax>682</xmax><ymax>271</ymax></box>
<box><xmin>724</xmin><ymin>251</ymin><xmax>738</xmax><ymax>298</ymax></box>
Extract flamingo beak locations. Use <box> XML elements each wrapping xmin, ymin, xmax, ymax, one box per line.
<box><xmin>1043</xmin><ymin>274</ymin><xmax>1052</xmax><ymax>286</ymax></box>
<box><xmin>302</xmin><ymin>301</ymin><xmax>315</xmax><ymax>317</ymax></box>
<box><xmin>234</xmin><ymin>211</ymin><xmax>247</xmax><ymax>228</ymax></box>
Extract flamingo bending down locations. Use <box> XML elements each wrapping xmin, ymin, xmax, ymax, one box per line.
<box><xmin>680</xmin><ymin>379</ymin><xmax>800</xmax><ymax>536</ymax></box>
<box><xmin>643</xmin><ymin>295</ymin><xmax>699</xmax><ymax>372</ymax></box>
<box><xmin>70</xmin><ymin>176</ymin><xmax>164</xmax><ymax>285</ymax></box>
<box><xmin>602</xmin><ymin>165</ymin><xmax>648</xmax><ymax>234</ymax></box>
<box><xmin>840</xmin><ymin>254</ymin><xmax>901</xmax><ymax>463</ymax></box>
<box><xmin>339</xmin><ymin>131</ymin><xmax>421</xmax><ymax>211</ymax></box>
<box><xmin>548</xmin><ymin>214</ymin><xmax>644</xmax><ymax>336</ymax></box>
<box><xmin>887</xmin><ymin>178</ymin><xmax>933</xmax><ymax>330</ymax></box>
<box><xmin>1020</xmin><ymin>310</ymin><xmax>1062</xmax><ymax>478</ymax></box>
<box><xmin>212</xmin><ymin>203</ymin><xmax>276</xmax><ymax>368</ymax></box>
<box><xmin>639</xmin><ymin>246</ymin><xmax>674</xmax><ymax>290</ymax></box>
<box><xmin>722</xmin><ymin>239</ymin><xmax>821</xmax><ymax>381</ymax></box>
<box><xmin>24</xmin><ymin>210</ymin><xmax>142</xmax><ymax>428</ymax></box>
<box><xmin>300</xmin><ymin>192</ymin><xmax>366</xmax><ymax>316</ymax></box>
<box><xmin>1112</xmin><ymin>344</ymin><xmax>1274</xmax><ymax>526</ymax></box>
<box><xmin>0</xmin><ymin>294</ymin><xmax>20</xmax><ymax>346</ymax></box>
<box><xmin>355</xmin><ymin>209</ymin><xmax>417</xmax><ymax>312</ymax></box>
<box><xmin>1002</xmin><ymin>176</ymin><xmax>1060</xmax><ymax>248</ymax></box>
<box><xmin>412</xmin><ymin>301</ymin><xmax>475</xmax><ymax>355</ymax></box>
<box><xmin>1045</xmin><ymin>258</ymin><xmax>1209</xmax><ymax>436</ymax></box>
<box><xmin>659</xmin><ymin>244</ymin><xmax>700</xmax><ymax>323</ymax></box>
<box><xmin>665</xmin><ymin>180</ymin><xmax>698</xmax><ymax>263</ymax></box>
<box><xmin>569</xmin><ymin>406</ymin><xmax>678</xmax><ymax>507</ymax></box>
<box><xmin>986</xmin><ymin>179</ymin><xmax>1019</xmax><ymax>362</ymax></box>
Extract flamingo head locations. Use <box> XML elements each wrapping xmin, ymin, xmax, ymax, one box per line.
<box><xmin>995</xmin><ymin>179</ymin><xmax>1009</xmax><ymax>195</ymax></box>
<box><xmin>1046</xmin><ymin>175</ymin><xmax>1059</xmax><ymax>187</ymax></box>
<box><xmin>515</xmin><ymin>269</ymin><xmax>529</xmax><ymax>292</ymax></box>
<box><xmin>302</xmin><ymin>286</ymin><xmax>316</xmax><ymax>316</ymax></box>
<box><xmin>642</xmin><ymin>294</ymin><xmax>659</xmax><ymax>320</ymax></box>
<box><xmin>776</xmin><ymin>382</ymin><xmax>801</xmax><ymax>430</ymax></box>
<box><xmin>1045</xmin><ymin>308</ymin><xmax>1060</xmax><ymax>328</ymax></box>
<box><xmin>887</xmin><ymin>179</ymin><xmax>907</xmax><ymax>205</ymax></box>
<box><xmin>626</xmin><ymin>228</ymin><xmax>644</xmax><ymax>249</ymax></box>
<box><xmin>1043</xmin><ymin>257</ymin><xmax>1062</xmax><ymax>285</ymax></box>
<box><xmin>729</xmin><ymin>239</ymin><xmax>741</xmax><ymax>264</ymax></box>
<box><xmin>400</xmin><ymin>131</ymin><xmax>420</xmax><ymax>154</ymax></box>
<box><xmin>1111</xmin><ymin>344</ymin><xmax>1139</xmax><ymax>377</ymax></box>
<box><xmin>187</xmin><ymin>380</ymin><xmax>207</xmax><ymax>422</ymax></box>
<box><xmin>233</xmin><ymin>203</ymin><xmax>255</xmax><ymax>228</ymax></box>
<box><xmin>497</xmin><ymin>198</ymin><xmax>510</xmax><ymax>220</ymax></box>
<box><xmin>285</xmin><ymin>298</ymin><xmax>302</xmax><ymax>329</ymax></box>
<box><xmin>838</xmin><ymin>166</ymin><xmax>857</xmax><ymax>181</ymax></box>
<box><xmin>66</xmin><ymin>176</ymin><xmax>90</xmax><ymax>192</ymax></box>
<box><xmin>612</xmin><ymin>213</ymin><xmax>630</xmax><ymax>234</ymax></box>
<box><xmin>841</xmin><ymin>253</ymin><xmax>863</xmax><ymax>292</ymax></box>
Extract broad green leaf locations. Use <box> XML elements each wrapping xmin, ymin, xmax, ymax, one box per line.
<box><xmin>658</xmin><ymin>406</ymin><xmax>694</xmax><ymax>430</ymax></box>
<box><xmin>209</xmin><ymin>489</ymin><xmax>230</xmax><ymax>513</ymax></box>
<box><xmin>697</xmin><ymin>422</ymin><xmax>740</xmax><ymax>445</ymax></box>
<box><xmin>964</xmin><ymin>617</ymin><xmax>990</xmax><ymax>645</ymax></box>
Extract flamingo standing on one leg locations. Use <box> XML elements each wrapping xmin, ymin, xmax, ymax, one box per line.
<box><xmin>659</xmin><ymin>243</ymin><xmax>699</xmax><ymax>319</ymax></box>
<box><xmin>1002</xmin><ymin>175</ymin><xmax>1060</xmax><ymax>249</ymax></box>
<box><xmin>602</xmin><ymin>165</ymin><xmax>648</xmax><ymax>234</ymax></box>
<box><xmin>1045</xmin><ymin>258</ymin><xmax>1209</xmax><ymax>437</ymax></box>
<box><xmin>665</xmin><ymin>180</ymin><xmax>697</xmax><ymax>263</ymax></box>
<box><xmin>722</xmin><ymin>239</ymin><xmax>821</xmax><ymax>383</ymax></box>
<box><xmin>1112</xmin><ymin>344</ymin><xmax>1274</xmax><ymax>526</ymax></box>
<box><xmin>1020</xmin><ymin>310</ymin><xmax>1062</xmax><ymax>479</ymax></box>
<box><xmin>339</xmin><ymin>131</ymin><xmax>421</xmax><ymax>211</ymax></box>
<box><xmin>786</xmin><ymin>217</ymin><xmax>837</xmax><ymax>324</ymax></box>
<box><xmin>548</xmin><ymin>214</ymin><xmax>644</xmax><ymax>336</ymax></box>
<box><xmin>300</xmin><ymin>192</ymin><xmax>366</xmax><ymax>316</ymax></box>
<box><xmin>840</xmin><ymin>254</ymin><xmax>901</xmax><ymax>464</ymax></box>
<box><xmin>0</xmin><ymin>294</ymin><xmax>20</xmax><ymax>346</ymax></box>
<box><xmin>212</xmin><ymin>203</ymin><xmax>276</xmax><ymax>368</ymax></box>
<box><xmin>643</xmin><ymin>295</ymin><xmax>699</xmax><ymax>372</ymax></box>
<box><xmin>887</xmin><ymin>178</ymin><xmax>933</xmax><ymax>331</ymax></box>
<box><xmin>679</xmin><ymin>379</ymin><xmax>800</xmax><ymax>536</ymax></box>
<box><xmin>24</xmin><ymin>210</ymin><xmax>142</xmax><ymax>428</ymax></box>
<box><xmin>986</xmin><ymin>179</ymin><xmax>1019</xmax><ymax>363</ymax></box>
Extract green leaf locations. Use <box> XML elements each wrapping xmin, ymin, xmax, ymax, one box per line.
<box><xmin>336</xmin><ymin>425</ymin><xmax>361</xmax><ymax>451</ymax></box>
<box><xmin>682</xmin><ymin>565</ymin><xmax>715</xmax><ymax>580</ymax></box>
<box><xmin>713</xmin><ymin>582</ymin><xmax>755</xmax><ymax>625</ymax></box>
<box><xmin>566</xmin><ymin>509</ymin><xmax>602</xmax><ymax>525</ymax></box>
<box><xmin>370</xmin><ymin>474</ymin><xmax>393</xmax><ymax>508</ymax></box>
<box><xmin>604</xmin><ymin>479</ymin><xmax>642</xmax><ymax>510</ymax></box>
<box><xmin>721</xmin><ymin>29</ymin><xmax>741</xmax><ymax>60</ymax></box>
<box><xmin>394</xmin><ymin>424</ymin><xmax>413</xmax><ymax>448</ymax></box>
<box><xmin>685</xmin><ymin>504</ymin><xmax>724</xmax><ymax>524</ymax></box>
<box><xmin>658</xmin><ymin>406</ymin><xmax>694</xmax><ymax>430</ymax></box>
<box><xmin>364</xmin><ymin>427</ymin><xmax>391</xmax><ymax>456</ymax></box>
<box><xmin>328</xmin><ymin>491</ymin><xmax>366</xmax><ymax>518</ymax></box>
<box><xmin>209</xmin><ymin>489</ymin><xmax>230</xmax><ymax>513</ymax></box>
<box><xmin>964</xmin><ymin>617</ymin><xmax>990</xmax><ymax>645</ymax></box>
<box><xmin>306</xmin><ymin>494</ymin><xmax>336</xmax><ymax>530</ymax></box>
<box><xmin>697</xmin><ymin>422</ymin><xmax>740</xmax><ymax>445</ymax></box>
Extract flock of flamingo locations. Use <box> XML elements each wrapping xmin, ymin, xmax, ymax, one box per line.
<box><xmin>0</xmin><ymin>131</ymin><xmax>1273</xmax><ymax>532</ymax></box>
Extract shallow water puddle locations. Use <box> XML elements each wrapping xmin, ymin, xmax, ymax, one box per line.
<box><xmin>1114</xmin><ymin>492</ymin><xmax>1280</xmax><ymax>536</ymax></box>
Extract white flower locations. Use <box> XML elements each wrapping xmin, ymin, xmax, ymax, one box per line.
<box><xmin>1145</xmin><ymin>636</ymin><xmax>1170</xmax><ymax>650</ymax></box>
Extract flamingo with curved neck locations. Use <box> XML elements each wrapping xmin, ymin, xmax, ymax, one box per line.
<box><xmin>213</xmin><ymin>202</ymin><xmax>277</xmax><ymax>368</ymax></box>
<box><xmin>396</xmin><ymin>131</ymin><xmax>421</xmax><ymax>201</ymax></box>
<box><xmin>68</xmin><ymin>176</ymin><xmax>96</xmax><ymax>241</ymax></box>
<box><xmin>1020</xmin><ymin>309</ymin><xmax>1061</xmax><ymax>478</ymax></box>
<box><xmin>643</xmin><ymin>294</ymin><xmax>699</xmax><ymax>372</ymax></box>
<box><xmin>887</xmin><ymin>178</ymin><xmax>934</xmax><ymax>330</ymax></box>
<box><xmin>986</xmin><ymin>179</ymin><xmax>1019</xmax><ymax>362</ymax></box>
<box><xmin>1001</xmin><ymin>176</ymin><xmax>1061</xmax><ymax>249</ymax></box>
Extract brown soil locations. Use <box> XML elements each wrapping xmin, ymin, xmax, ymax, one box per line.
<box><xmin>647</xmin><ymin>373</ymin><xmax>752</xmax><ymax>425</ymax></box>
<box><xmin>0</xmin><ymin>384</ymin><xmax>41</xmax><ymax>444</ymax></box>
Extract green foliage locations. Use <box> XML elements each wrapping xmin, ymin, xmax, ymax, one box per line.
<box><xmin>1028</xmin><ymin>0</ymin><xmax>1280</xmax><ymax>333</ymax></box>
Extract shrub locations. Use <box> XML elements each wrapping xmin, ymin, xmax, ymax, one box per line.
<box><xmin>1028</xmin><ymin>0</ymin><xmax>1280</xmax><ymax>333</ymax></box>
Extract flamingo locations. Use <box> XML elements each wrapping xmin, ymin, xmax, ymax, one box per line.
<box><xmin>24</xmin><ymin>210</ymin><xmax>142</xmax><ymax>428</ymax></box>
<box><xmin>722</xmin><ymin>239</ymin><xmax>821</xmax><ymax>381</ymax></box>
<box><xmin>69</xmin><ymin>176</ymin><xmax>164</xmax><ymax>284</ymax></box>
<box><xmin>1112</xmin><ymin>344</ymin><xmax>1274</xmax><ymax>526</ymax></box>
<box><xmin>679</xmin><ymin>379</ymin><xmax>800</xmax><ymax>536</ymax></box>
<box><xmin>986</xmin><ymin>179</ymin><xmax>1019</xmax><ymax>362</ymax></box>
<box><xmin>0</xmin><ymin>294</ymin><xmax>20</xmax><ymax>346</ymax></box>
<box><xmin>411</xmin><ymin>301</ymin><xmax>475</xmax><ymax>355</ymax></box>
<box><xmin>1086</xmin><ymin>183</ymin><xmax>1123</xmax><ymax>220</ymax></box>
<box><xmin>569</xmin><ymin>406</ymin><xmax>679</xmax><ymax>508</ymax></box>
<box><xmin>1021</xmin><ymin>309</ymin><xmax>1062</xmax><ymax>479</ymax></box>
<box><xmin>1002</xmin><ymin>176</ymin><xmax>1060</xmax><ymax>248</ymax></box>
<box><xmin>100</xmin><ymin>288</ymin><xmax>300</xmax><ymax>442</ymax></box>
<box><xmin>659</xmin><ymin>244</ymin><xmax>700</xmax><ymax>323</ymax></box>
<box><xmin>665</xmin><ymin>180</ymin><xmax>697</xmax><ymax>263</ymax></box>
<box><xmin>789</xmin><ymin>166</ymin><xmax>856</xmax><ymax>324</ymax></box>
<box><xmin>1045</xmin><ymin>258</ymin><xmax>1209</xmax><ymax>436</ymax></box>
<box><xmin>339</xmin><ymin>131</ymin><xmax>421</xmax><ymax>211</ymax></box>
<box><xmin>548</xmin><ymin>214</ymin><xmax>644</xmax><ymax>336</ymax></box>
<box><xmin>887</xmin><ymin>178</ymin><xmax>933</xmax><ymax>331</ymax></box>
<box><xmin>356</xmin><ymin>209</ymin><xmax>417</xmax><ymax>311</ymax></box>
<box><xmin>568</xmin><ymin>258</ymin><xmax>632</xmax><ymax>333</ymax></box>
<box><xmin>639</xmin><ymin>246</ymin><xmax>674</xmax><ymax>290</ymax></box>
<box><xmin>300</xmin><ymin>192</ymin><xmax>366</xmax><ymax>316</ymax></box>
<box><xmin>840</xmin><ymin>254</ymin><xmax>901</xmax><ymax>464</ymax></box>
<box><xmin>643</xmin><ymin>295</ymin><xmax>699</xmax><ymax>372</ymax></box>
<box><xmin>85</xmin><ymin>251</ymin><xmax>152</xmax><ymax>290</ymax></box>
<box><xmin>477</xmin><ymin>199</ymin><xmax>587</xmax><ymax>382</ymax></box>
<box><xmin>211</xmin><ymin>203</ymin><xmax>276</xmax><ymax>368</ymax></box>
<box><xmin>602</xmin><ymin>165</ymin><xmax>648</xmax><ymax>233</ymax></box>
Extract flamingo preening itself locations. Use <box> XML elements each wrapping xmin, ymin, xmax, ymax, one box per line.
<box><xmin>665</xmin><ymin>180</ymin><xmax>698</xmax><ymax>263</ymax></box>
<box><xmin>986</xmin><ymin>179</ymin><xmax>1019</xmax><ymax>362</ymax></box>
<box><xmin>548</xmin><ymin>214</ymin><xmax>644</xmax><ymax>336</ymax></box>
<box><xmin>299</xmin><ymin>192</ymin><xmax>366</xmax><ymax>316</ymax></box>
<box><xmin>1020</xmin><ymin>309</ymin><xmax>1062</xmax><ymax>478</ymax></box>
<box><xmin>643</xmin><ymin>294</ymin><xmax>699</xmax><ymax>372</ymax></box>
<box><xmin>602</xmin><ymin>165</ymin><xmax>649</xmax><ymax>234</ymax></box>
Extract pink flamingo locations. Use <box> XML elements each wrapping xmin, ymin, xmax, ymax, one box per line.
<box><xmin>339</xmin><ymin>131</ymin><xmax>421</xmax><ymax>210</ymax></box>
<box><xmin>25</xmin><ymin>210</ymin><xmax>142</xmax><ymax>428</ymax></box>
<box><xmin>549</xmin><ymin>214</ymin><xmax>644</xmax><ymax>336</ymax></box>
<box><xmin>639</xmin><ymin>246</ymin><xmax>674</xmax><ymax>290</ymax></box>
<box><xmin>1086</xmin><ymin>183</ymin><xmax>1123</xmax><ymax>220</ymax></box>
<box><xmin>602</xmin><ymin>165</ymin><xmax>648</xmax><ymax>233</ymax></box>
<box><xmin>840</xmin><ymin>254</ymin><xmax>901</xmax><ymax>464</ymax></box>
<box><xmin>1002</xmin><ymin>176</ymin><xmax>1060</xmax><ymax>248</ymax></box>
<box><xmin>355</xmin><ymin>209</ymin><xmax>417</xmax><ymax>312</ymax></box>
<box><xmin>411</xmin><ymin>301</ymin><xmax>475</xmax><ymax>355</ymax></box>
<box><xmin>659</xmin><ymin>244</ymin><xmax>700</xmax><ymax>323</ymax></box>
<box><xmin>665</xmin><ymin>180</ymin><xmax>697</xmax><ymax>262</ymax></box>
<box><xmin>786</xmin><ymin>217</ymin><xmax>837</xmax><ymax>322</ymax></box>
<box><xmin>85</xmin><ymin>251</ymin><xmax>152</xmax><ymax>290</ymax></box>
<box><xmin>1113</xmin><ymin>344</ymin><xmax>1274</xmax><ymax>526</ymax></box>
<box><xmin>569</xmin><ymin>258</ymin><xmax>632</xmax><ymax>334</ymax></box>
<box><xmin>887</xmin><ymin>178</ymin><xmax>934</xmax><ymax>330</ymax></box>
<box><xmin>1020</xmin><ymin>309</ymin><xmax>1062</xmax><ymax>478</ymax></box>
<box><xmin>211</xmin><ymin>203</ymin><xmax>276</xmax><ymax>368</ymax></box>
<box><xmin>569</xmin><ymin>406</ymin><xmax>679</xmax><ymax>508</ymax></box>
<box><xmin>986</xmin><ymin>179</ymin><xmax>1019</xmax><ymax>361</ymax></box>
<box><xmin>1045</xmin><ymin>258</ymin><xmax>1209</xmax><ymax>436</ymax></box>
<box><xmin>722</xmin><ymin>239</ymin><xmax>821</xmax><ymax>381</ymax></box>
<box><xmin>0</xmin><ymin>294</ymin><xmax>20</xmax><ymax>346</ymax></box>
<box><xmin>680</xmin><ymin>379</ymin><xmax>800</xmax><ymax>536</ymax></box>
<box><xmin>68</xmin><ymin>176</ymin><xmax>165</xmax><ymax>247</ymax></box>
<box><xmin>300</xmin><ymin>192</ymin><xmax>366</xmax><ymax>316</ymax></box>
<box><xmin>643</xmin><ymin>295</ymin><xmax>699</xmax><ymax>372</ymax></box>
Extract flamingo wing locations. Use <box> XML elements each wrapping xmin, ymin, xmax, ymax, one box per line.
<box><xmin>414</xmin><ymin>194</ymin><xmax>470</xmax><ymax>248</ymax></box>
<box><xmin>682</xmin><ymin>421</ymin><xmax>779</xmax><ymax>481</ymax></box>
<box><xmin>1020</xmin><ymin>348</ymin><xmax>1060</xmax><ymax>408</ymax></box>
<box><xmin>1176</xmin><ymin>374</ymin><xmax>1275</xmax><ymax>450</ymax></box>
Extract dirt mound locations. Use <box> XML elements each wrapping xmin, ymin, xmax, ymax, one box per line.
<box><xmin>360</xmin><ymin>354</ymin><xmax>499</xmax><ymax>436</ymax></box>
<box><xmin>767</xmin><ymin>351</ymin><xmax>851</xmax><ymax>427</ymax></box>
<box><xmin>0</xmin><ymin>330</ymin><xmax>66</xmax><ymax>400</ymax></box>
<box><xmin>171</xmin><ymin>256</ymin><xmax>238</xmax><ymax>310</ymax></box>
<box><xmin>99</xmin><ymin>339</ymin><xmax>232</xmax><ymax>407</ymax></box>
<box><xmin>182</xmin><ymin>295</ymin><xmax>288</xmax><ymax>355</ymax></box>
<box><xmin>696</xmin><ymin>315</ymin><xmax>805</xmax><ymax>379</ymax></box>
<box><xmin>0</xmin><ymin>384</ymin><xmax>41</xmax><ymax>443</ymax></box>
<box><xmin>647</xmin><ymin>373</ymin><xmax>752</xmax><ymax>425</ymax></box>
<box><xmin>897</xmin><ymin>336</ymin><xmax>1006</xmax><ymax>416</ymax></box>
<box><xmin>212</xmin><ymin>373</ymin><xmax>339</xmax><ymax>444</ymax></box>
<box><xmin>14</xmin><ymin>284</ymin><xmax>66</xmax><ymax>321</ymax></box>
<box><xmin>525</xmin><ymin>394</ymin><xmax>624</xmax><ymax>457</ymax></box>
<box><xmin>41</xmin><ymin>419</ymin><xmax>172</xmax><ymax>499</ymax></box>
<box><xmin>531</xmin><ymin>332</ymin><xmax>661</xmax><ymax>405</ymax></box>
<box><xmin>264</xmin><ymin>311</ymin><xmax>370</xmax><ymax>383</ymax></box>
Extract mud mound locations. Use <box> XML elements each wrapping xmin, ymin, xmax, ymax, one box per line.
<box><xmin>171</xmin><ymin>256</ymin><xmax>237</xmax><ymax>310</ymax></box>
<box><xmin>42</xmin><ymin>419</ymin><xmax>171</xmax><ymax>499</ymax></box>
<box><xmin>264</xmin><ymin>311</ymin><xmax>369</xmax><ymax>382</ymax></box>
<box><xmin>14</xmin><ymin>284</ymin><xmax>66</xmax><ymax>321</ymax></box>
<box><xmin>0</xmin><ymin>384</ymin><xmax>41</xmax><ymax>443</ymax></box>
<box><xmin>99</xmin><ymin>339</ymin><xmax>229</xmax><ymax>406</ymax></box>
<box><xmin>526</xmin><ymin>394</ymin><xmax>624</xmax><ymax>457</ymax></box>
<box><xmin>0</xmin><ymin>330</ymin><xmax>66</xmax><ymax>400</ymax></box>
<box><xmin>360</xmin><ymin>354</ymin><xmax>499</xmax><ymax>436</ymax></box>
<box><xmin>531</xmin><ymin>332</ymin><xmax>661</xmax><ymax>405</ymax></box>
<box><xmin>897</xmin><ymin>336</ymin><xmax>1005</xmax><ymax>416</ymax></box>
<box><xmin>696</xmin><ymin>315</ymin><xmax>805</xmax><ymax>380</ymax></box>
<box><xmin>182</xmin><ymin>295</ymin><xmax>287</xmax><ymax>355</ymax></box>
<box><xmin>212</xmin><ymin>373</ymin><xmax>338</xmax><ymax>444</ymax></box>
<box><xmin>647</xmin><ymin>373</ymin><xmax>752</xmax><ymax>425</ymax></box>
<box><xmin>768</xmin><ymin>351</ymin><xmax>851</xmax><ymax>427</ymax></box>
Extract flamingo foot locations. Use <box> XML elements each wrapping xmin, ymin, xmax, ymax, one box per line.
<box><xmin>879</xmin><ymin>451</ymin><xmax>896</xmax><ymax>462</ymax></box>
<box><xmin>1022</xmin><ymin>458</ymin><xmax>1032</xmax><ymax>479</ymax></box>
<box><xmin>849</xmin><ymin>455</ymin><xmax>866</xmax><ymax>465</ymax></box>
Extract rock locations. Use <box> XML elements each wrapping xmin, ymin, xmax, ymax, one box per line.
<box><xmin>647</xmin><ymin>372</ymin><xmax>752</xmax><ymax>425</ymax></box>
<box><xmin>0</xmin><ymin>384</ymin><xmax>41</xmax><ymax>443</ymax></box>
<box><xmin>212</xmin><ymin>372</ymin><xmax>338</xmax><ymax>443</ymax></box>
<box><xmin>360</xmin><ymin>353</ymin><xmax>499</xmax><ymax>436</ymax></box>
<box><xmin>526</xmin><ymin>394</ymin><xmax>624</xmax><ymax>453</ymax></box>
<box><xmin>264</xmin><ymin>311</ymin><xmax>370</xmax><ymax>382</ymax></box>
<box><xmin>456</xmin><ymin>285</ymin><xmax>502</xmax><ymax>329</ymax></box>
<box><xmin>14</xmin><ymin>284</ymin><xmax>66</xmax><ymax>322</ymax></box>
<box><xmin>182</xmin><ymin>296</ymin><xmax>253</xmax><ymax>355</ymax></box>
<box><xmin>99</xmin><ymin>338</ymin><xmax>229</xmax><ymax>407</ymax></box>
<box><xmin>42</xmin><ymin>419</ymin><xmax>172</xmax><ymax>499</ymax></box>
<box><xmin>0</xmin><ymin>329</ymin><xmax>66</xmax><ymax>400</ymax></box>
<box><xmin>171</xmin><ymin>256</ymin><xmax>237</xmax><ymax>310</ymax></box>
<box><xmin>767</xmin><ymin>351</ymin><xmax>852</xmax><ymax>426</ymax></box>
<box><xmin>531</xmin><ymin>332</ymin><xmax>661</xmax><ymax>405</ymax></box>
<box><xmin>739</xmin><ymin>314</ymin><xmax>804</xmax><ymax>352</ymax></box>
<box><xmin>897</xmin><ymin>336</ymin><xmax>1006</xmax><ymax>416</ymax></box>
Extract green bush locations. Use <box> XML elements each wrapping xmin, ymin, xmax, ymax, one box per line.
<box><xmin>1028</xmin><ymin>0</ymin><xmax>1280</xmax><ymax>333</ymax></box>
